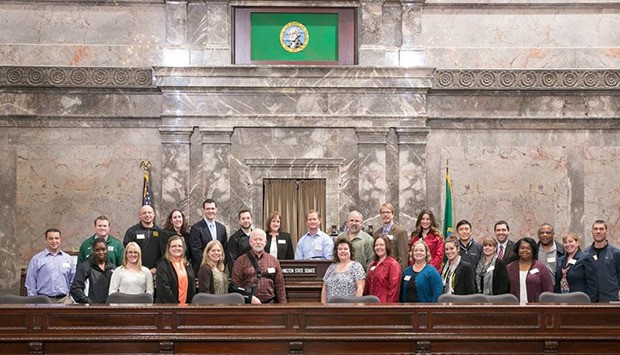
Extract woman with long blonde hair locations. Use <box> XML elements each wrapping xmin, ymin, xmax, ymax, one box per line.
<box><xmin>108</xmin><ymin>242</ymin><xmax>153</xmax><ymax>296</ymax></box>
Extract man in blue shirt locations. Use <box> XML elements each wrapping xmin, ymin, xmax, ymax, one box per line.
<box><xmin>585</xmin><ymin>220</ymin><xmax>620</xmax><ymax>302</ymax></box>
<box><xmin>295</xmin><ymin>210</ymin><xmax>334</xmax><ymax>260</ymax></box>
<box><xmin>25</xmin><ymin>228</ymin><xmax>76</xmax><ymax>303</ymax></box>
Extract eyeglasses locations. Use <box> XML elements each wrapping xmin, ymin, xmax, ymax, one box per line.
<box><xmin>380</xmin><ymin>211</ymin><xmax>393</xmax><ymax>215</ymax></box>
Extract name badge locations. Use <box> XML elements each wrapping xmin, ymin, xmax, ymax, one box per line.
<box><xmin>267</xmin><ymin>267</ymin><xmax>276</xmax><ymax>274</ymax></box>
<box><xmin>547</xmin><ymin>256</ymin><xmax>556</xmax><ymax>263</ymax></box>
<box><xmin>530</xmin><ymin>268</ymin><xmax>539</xmax><ymax>274</ymax></box>
<box><xmin>137</xmin><ymin>233</ymin><xmax>145</xmax><ymax>240</ymax></box>
<box><xmin>403</xmin><ymin>275</ymin><xmax>411</xmax><ymax>281</ymax></box>
<box><xmin>108</xmin><ymin>246</ymin><xmax>114</xmax><ymax>252</ymax></box>
<box><xmin>370</xmin><ymin>266</ymin><xmax>376</xmax><ymax>271</ymax></box>
<box><xmin>593</xmin><ymin>255</ymin><xmax>598</xmax><ymax>261</ymax></box>
<box><xmin>62</xmin><ymin>262</ymin><xmax>70</xmax><ymax>268</ymax></box>
<box><xmin>278</xmin><ymin>239</ymin><xmax>286</xmax><ymax>244</ymax></box>
<box><xmin>487</xmin><ymin>266</ymin><xmax>495</xmax><ymax>272</ymax></box>
<box><xmin>314</xmin><ymin>243</ymin><xmax>322</xmax><ymax>251</ymax></box>
<box><xmin>568</xmin><ymin>259</ymin><xmax>576</xmax><ymax>265</ymax></box>
<box><xmin>387</xmin><ymin>234</ymin><xmax>394</xmax><ymax>240</ymax></box>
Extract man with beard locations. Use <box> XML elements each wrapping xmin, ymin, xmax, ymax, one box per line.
<box><xmin>227</xmin><ymin>209</ymin><xmax>254</xmax><ymax>265</ymax></box>
<box><xmin>373</xmin><ymin>203</ymin><xmax>409</xmax><ymax>270</ymax></box>
<box><xmin>123</xmin><ymin>205</ymin><xmax>163</xmax><ymax>275</ymax></box>
<box><xmin>231</xmin><ymin>229</ymin><xmax>287</xmax><ymax>304</ymax></box>
<box><xmin>337</xmin><ymin>211</ymin><xmax>374</xmax><ymax>271</ymax></box>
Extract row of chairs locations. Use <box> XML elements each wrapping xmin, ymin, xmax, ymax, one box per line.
<box><xmin>0</xmin><ymin>292</ymin><xmax>246</xmax><ymax>305</ymax></box>
<box><xmin>330</xmin><ymin>292</ymin><xmax>591</xmax><ymax>304</ymax></box>
<box><xmin>0</xmin><ymin>291</ymin><xmax>590</xmax><ymax>305</ymax></box>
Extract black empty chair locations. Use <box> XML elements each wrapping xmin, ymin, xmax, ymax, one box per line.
<box><xmin>485</xmin><ymin>294</ymin><xmax>519</xmax><ymax>304</ymax></box>
<box><xmin>538</xmin><ymin>291</ymin><xmax>591</xmax><ymax>304</ymax></box>
<box><xmin>437</xmin><ymin>294</ymin><xmax>488</xmax><ymax>304</ymax></box>
<box><xmin>0</xmin><ymin>295</ymin><xmax>51</xmax><ymax>304</ymax></box>
<box><xmin>106</xmin><ymin>292</ymin><xmax>153</xmax><ymax>304</ymax></box>
<box><xmin>328</xmin><ymin>295</ymin><xmax>381</xmax><ymax>304</ymax></box>
<box><xmin>191</xmin><ymin>293</ymin><xmax>246</xmax><ymax>305</ymax></box>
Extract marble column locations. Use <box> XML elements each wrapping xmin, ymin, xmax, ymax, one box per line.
<box><xmin>355</xmin><ymin>128</ymin><xmax>389</xmax><ymax>225</ymax></box>
<box><xmin>396</xmin><ymin>127</ymin><xmax>430</xmax><ymax>231</ymax></box>
<box><xmin>159</xmin><ymin>126</ymin><xmax>193</xmax><ymax>219</ymax></box>
<box><xmin>199</xmin><ymin>128</ymin><xmax>233</xmax><ymax>229</ymax></box>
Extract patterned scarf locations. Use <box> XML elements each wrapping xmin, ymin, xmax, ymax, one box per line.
<box><xmin>475</xmin><ymin>255</ymin><xmax>497</xmax><ymax>295</ymax></box>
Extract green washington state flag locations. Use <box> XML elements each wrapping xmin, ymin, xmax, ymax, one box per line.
<box><xmin>251</xmin><ymin>12</ymin><xmax>339</xmax><ymax>61</ymax></box>
<box><xmin>443</xmin><ymin>165</ymin><xmax>453</xmax><ymax>239</ymax></box>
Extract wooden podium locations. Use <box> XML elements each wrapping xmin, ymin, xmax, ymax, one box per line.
<box><xmin>281</xmin><ymin>259</ymin><xmax>331</xmax><ymax>302</ymax></box>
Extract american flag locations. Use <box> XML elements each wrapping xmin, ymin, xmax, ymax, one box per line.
<box><xmin>142</xmin><ymin>168</ymin><xmax>152</xmax><ymax>206</ymax></box>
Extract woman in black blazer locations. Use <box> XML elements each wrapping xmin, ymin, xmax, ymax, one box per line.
<box><xmin>156</xmin><ymin>235</ymin><xmax>196</xmax><ymax>304</ymax></box>
<box><xmin>475</xmin><ymin>237</ymin><xmax>509</xmax><ymax>295</ymax></box>
<box><xmin>554</xmin><ymin>232</ymin><xmax>597</xmax><ymax>302</ymax></box>
<box><xmin>441</xmin><ymin>236</ymin><xmax>476</xmax><ymax>295</ymax></box>
<box><xmin>264</xmin><ymin>212</ymin><xmax>294</xmax><ymax>260</ymax></box>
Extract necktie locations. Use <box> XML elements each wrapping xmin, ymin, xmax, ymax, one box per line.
<box><xmin>209</xmin><ymin>223</ymin><xmax>216</xmax><ymax>241</ymax></box>
<box><xmin>498</xmin><ymin>245</ymin><xmax>504</xmax><ymax>260</ymax></box>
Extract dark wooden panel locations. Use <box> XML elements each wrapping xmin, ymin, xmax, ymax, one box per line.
<box><xmin>428</xmin><ymin>309</ymin><xmax>543</xmax><ymax>332</ymax></box>
<box><xmin>46</xmin><ymin>310</ymin><xmax>160</xmax><ymax>332</ymax></box>
<box><xmin>431</xmin><ymin>340</ymin><xmax>545</xmax><ymax>354</ymax></box>
<box><xmin>0</xmin><ymin>304</ymin><xmax>618</xmax><ymax>354</ymax></box>
<box><xmin>176</xmin><ymin>310</ymin><xmax>288</xmax><ymax>331</ymax></box>
<box><xmin>177</xmin><ymin>341</ymin><xmax>290</xmax><ymax>354</ymax></box>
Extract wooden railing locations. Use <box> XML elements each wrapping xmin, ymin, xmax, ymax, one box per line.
<box><xmin>0</xmin><ymin>303</ymin><xmax>619</xmax><ymax>354</ymax></box>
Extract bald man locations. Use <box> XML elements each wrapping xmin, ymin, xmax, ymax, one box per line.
<box><xmin>123</xmin><ymin>205</ymin><xmax>164</xmax><ymax>274</ymax></box>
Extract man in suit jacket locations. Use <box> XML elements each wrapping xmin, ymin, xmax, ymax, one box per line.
<box><xmin>189</xmin><ymin>199</ymin><xmax>228</xmax><ymax>273</ymax></box>
<box><xmin>494</xmin><ymin>220</ymin><xmax>517</xmax><ymax>264</ymax></box>
<box><xmin>372</xmin><ymin>203</ymin><xmax>409</xmax><ymax>270</ymax></box>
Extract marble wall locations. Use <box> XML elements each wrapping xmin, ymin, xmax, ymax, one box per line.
<box><xmin>0</xmin><ymin>0</ymin><xmax>618</xmax><ymax>295</ymax></box>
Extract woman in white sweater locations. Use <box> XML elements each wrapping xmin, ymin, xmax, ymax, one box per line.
<box><xmin>109</xmin><ymin>242</ymin><xmax>154</xmax><ymax>295</ymax></box>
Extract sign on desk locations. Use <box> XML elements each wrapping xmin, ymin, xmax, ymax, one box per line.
<box><xmin>282</xmin><ymin>267</ymin><xmax>316</xmax><ymax>276</ymax></box>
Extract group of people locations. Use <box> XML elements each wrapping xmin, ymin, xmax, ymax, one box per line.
<box><xmin>25</xmin><ymin>199</ymin><xmax>291</xmax><ymax>304</ymax></box>
<box><xmin>23</xmin><ymin>199</ymin><xmax>620</xmax><ymax>305</ymax></box>
<box><xmin>321</xmin><ymin>205</ymin><xmax>620</xmax><ymax>305</ymax></box>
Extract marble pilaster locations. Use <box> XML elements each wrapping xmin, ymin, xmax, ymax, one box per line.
<box><xmin>199</xmin><ymin>128</ymin><xmax>233</xmax><ymax>229</ymax></box>
<box><xmin>396</xmin><ymin>127</ymin><xmax>430</xmax><ymax>231</ymax></box>
<box><xmin>159</xmin><ymin>126</ymin><xmax>193</xmax><ymax>218</ymax></box>
<box><xmin>355</xmin><ymin>128</ymin><xmax>389</xmax><ymax>225</ymax></box>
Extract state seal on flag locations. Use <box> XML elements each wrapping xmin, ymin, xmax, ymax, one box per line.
<box><xmin>280</xmin><ymin>22</ymin><xmax>309</xmax><ymax>53</ymax></box>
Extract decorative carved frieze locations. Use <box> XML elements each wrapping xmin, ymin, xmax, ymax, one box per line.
<box><xmin>0</xmin><ymin>66</ymin><xmax>153</xmax><ymax>88</ymax></box>
<box><xmin>433</xmin><ymin>69</ymin><xmax>620</xmax><ymax>90</ymax></box>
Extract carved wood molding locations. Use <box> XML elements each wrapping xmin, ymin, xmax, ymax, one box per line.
<box><xmin>433</xmin><ymin>69</ymin><xmax>620</xmax><ymax>90</ymax></box>
<box><xmin>0</xmin><ymin>66</ymin><xmax>154</xmax><ymax>88</ymax></box>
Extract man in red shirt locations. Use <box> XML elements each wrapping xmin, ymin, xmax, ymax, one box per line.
<box><xmin>231</xmin><ymin>229</ymin><xmax>287</xmax><ymax>304</ymax></box>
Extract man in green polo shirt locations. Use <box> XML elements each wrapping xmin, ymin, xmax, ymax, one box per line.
<box><xmin>77</xmin><ymin>215</ymin><xmax>124</xmax><ymax>266</ymax></box>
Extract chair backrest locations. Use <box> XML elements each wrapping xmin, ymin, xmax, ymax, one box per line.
<box><xmin>328</xmin><ymin>295</ymin><xmax>381</xmax><ymax>304</ymax></box>
<box><xmin>538</xmin><ymin>291</ymin><xmax>591</xmax><ymax>304</ymax></box>
<box><xmin>106</xmin><ymin>292</ymin><xmax>153</xmax><ymax>304</ymax></box>
<box><xmin>485</xmin><ymin>294</ymin><xmax>519</xmax><ymax>304</ymax></box>
<box><xmin>0</xmin><ymin>295</ymin><xmax>51</xmax><ymax>304</ymax></box>
<box><xmin>438</xmin><ymin>293</ymin><xmax>488</xmax><ymax>304</ymax></box>
<box><xmin>191</xmin><ymin>292</ymin><xmax>246</xmax><ymax>305</ymax></box>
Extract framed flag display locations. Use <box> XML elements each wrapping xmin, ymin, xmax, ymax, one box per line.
<box><xmin>233</xmin><ymin>7</ymin><xmax>356</xmax><ymax>65</ymax></box>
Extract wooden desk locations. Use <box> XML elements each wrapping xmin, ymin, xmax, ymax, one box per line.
<box><xmin>0</xmin><ymin>303</ymin><xmax>618</xmax><ymax>354</ymax></box>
